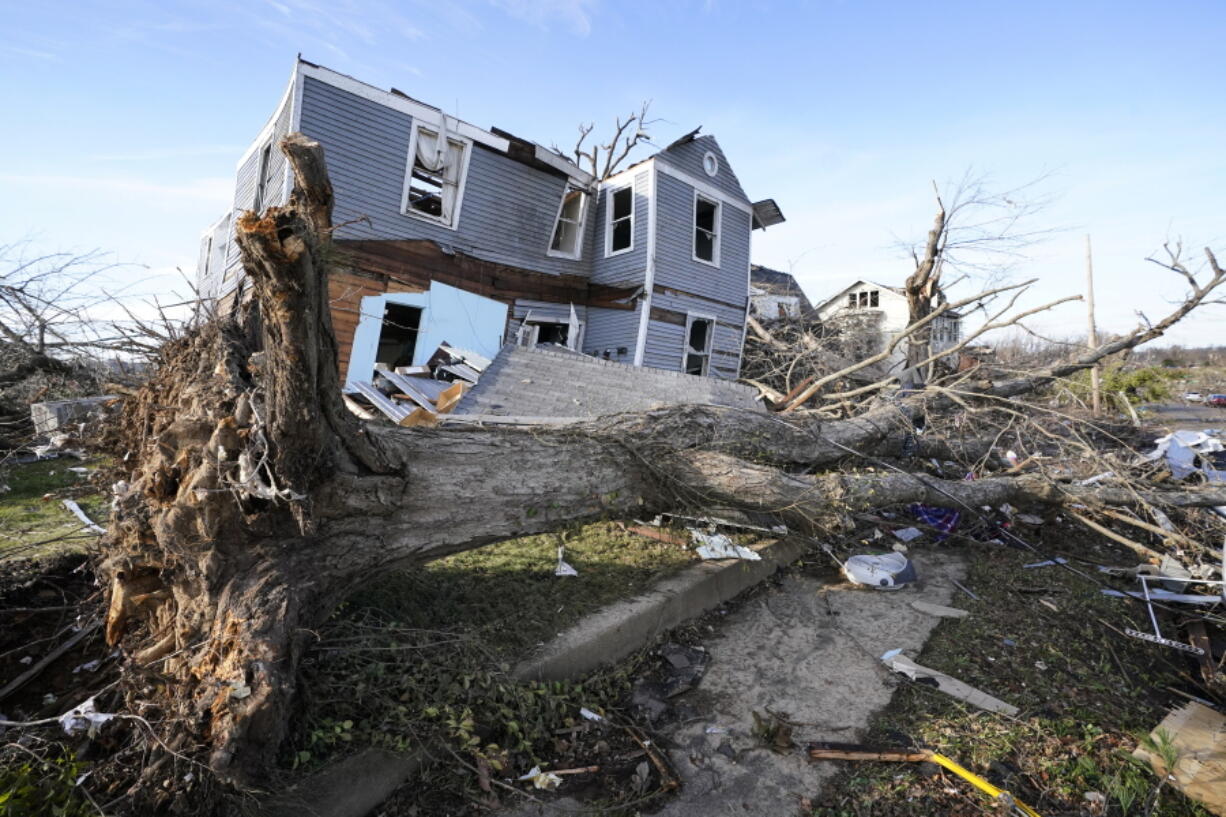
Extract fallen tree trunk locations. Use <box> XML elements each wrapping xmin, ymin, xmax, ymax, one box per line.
<box><xmin>99</xmin><ymin>134</ymin><xmax>1223</xmax><ymax>809</ymax></box>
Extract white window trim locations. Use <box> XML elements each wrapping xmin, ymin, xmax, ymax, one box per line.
<box><xmin>683</xmin><ymin>312</ymin><xmax>717</xmax><ymax>377</ymax></box>
<box><xmin>519</xmin><ymin>316</ymin><xmax>584</xmax><ymax>351</ymax></box>
<box><xmin>605</xmin><ymin>184</ymin><xmax>635</xmax><ymax>258</ymax></box>
<box><xmin>399</xmin><ymin>121</ymin><xmax>474</xmax><ymax>231</ymax></box>
<box><xmin>546</xmin><ymin>186</ymin><xmax>588</xmax><ymax>260</ymax></box>
<box><xmin>692</xmin><ymin>190</ymin><xmax>721</xmax><ymax>268</ymax></box>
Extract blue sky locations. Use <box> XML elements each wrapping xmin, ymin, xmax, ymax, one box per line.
<box><xmin>2</xmin><ymin>0</ymin><xmax>1223</xmax><ymax>345</ymax></box>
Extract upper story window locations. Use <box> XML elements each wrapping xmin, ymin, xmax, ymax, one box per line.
<box><xmin>403</xmin><ymin>121</ymin><xmax>470</xmax><ymax>228</ymax></box>
<box><xmin>606</xmin><ymin>186</ymin><xmax>634</xmax><ymax>256</ymax></box>
<box><xmin>252</xmin><ymin>142</ymin><xmax>274</xmax><ymax>213</ymax></box>
<box><xmin>847</xmin><ymin>290</ymin><xmax>880</xmax><ymax>308</ymax></box>
<box><xmin>702</xmin><ymin>151</ymin><xmax>719</xmax><ymax>177</ymax></box>
<box><xmin>549</xmin><ymin>185</ymin><xmax>587</xmax><ymax>258</ymax></box>
<box><xmin>693</xmin><ymin>194</ymin><xmax>720</xmax><ymax>266</ymax></box>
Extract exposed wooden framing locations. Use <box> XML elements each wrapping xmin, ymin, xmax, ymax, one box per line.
<box><xmin>337</xmin><ymin>240</ymin><xmax>639</xmax><ymax>310</ymax></box>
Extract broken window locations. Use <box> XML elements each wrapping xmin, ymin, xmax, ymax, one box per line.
<box><xmin>375</xmin><ymin>302</ymin><xmax>423</xmax><ymax>370</ymax></box>
<box><xmin>549</xmin><ymin>185</ymin><xmax>587</xmax><ymax>258</ymax></box>
<box><xmin>608</xmin><ymin>186</ymin><xmax>633</xmax><ymax>254</ymax></box>
<box><xmin>252</xmin><ymin>142</ymin><xmax>274</xmax><ymax>212</ymax></box>
<box><xmin>847</xmin><ymin>293</ymin><xmax>857</xmax><ymax>308</ymax></box>
<box><xmin>693</xmin><ymin>195</ymin><xmax>720</xmax><ymax>264</ymax></box>
<box><xmin>870</xmin><ymin>290</ymin><xmax>879</xmax><ymax>307</ymax></box>
<box><xmin>404</xmin><ymin>123</ymin><xmax>468</xmax><ymax>227</ymax></box>
<box><xmin>684</xmin><ymin>317</ymin><xmax>713</xmax><ymax>376</ymax></box>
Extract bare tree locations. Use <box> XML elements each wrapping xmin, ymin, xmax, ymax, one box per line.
<box><xmin>563</xmin><ymin>101</ymin><xmax>657</xmax><ymax>182</ymax></box>
<box><xmin>899</xmin><ymin>172</ymin><xmax>1054</xmax><ymax>374</ymax></box>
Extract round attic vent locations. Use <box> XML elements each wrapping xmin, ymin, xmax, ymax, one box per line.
<box><xmin>702</xmin><ymin>151</ymin><xmax>719</xmax><ymax>177</ymax></box>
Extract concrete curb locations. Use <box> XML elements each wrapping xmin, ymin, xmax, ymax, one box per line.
<box><xmin>513</xmin><ymin>536</ymin><xmax>811</xmax><ymax>682</ymax></box>
<box><xmin>262</xmin><ymin>747</ymin><xmax>425</xmax><ymax>817</ymax></box>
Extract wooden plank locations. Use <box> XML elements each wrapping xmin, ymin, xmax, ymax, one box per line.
<box><xmin>435</xmin><ymin>381</ymin><xmax>469</xmax><ymax>414</ymax></box>
<box><xmin>342</xmin><ymin>394</ymin><xmax>377</xmax><ymax>421</ymax></box>
<box><xmin>336</xmin><ymin>239</ymin><xmax>638</xmax><ymax>311</ymax></box>
<box><xmin>1134</xmin><ymin>702</ymin><xmax>1226</xmax><ymax>816</ymax></box>
<box><xmin>398</xmin><ymin>407</ymin><xmax>438</xmax><ymax>428</ymax></box>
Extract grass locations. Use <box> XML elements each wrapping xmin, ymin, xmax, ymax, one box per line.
<box><xmin>345</xmin><ymin>522</ymin><xmax>698</xmax><ymax>655</ymax></box>
<box><xmin>289</xmin><ymin>520</ymin><xmax>702</xmax><ymax>807</ymax></box>
<box><xmin>809</xmin><ymin>529</ymin><xmax>1214</xmax><ymax>817</ymax></box>
<box><xmin>0</xmin><ymin>457</ymin><xmax>107</xmax><ymax>560</ymax></box>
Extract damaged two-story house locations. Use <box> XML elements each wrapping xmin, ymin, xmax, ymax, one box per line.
<box><xmin>196</xmin><ymin>59</ymin><xmax>784</xmax><ymax>395</ymax></box>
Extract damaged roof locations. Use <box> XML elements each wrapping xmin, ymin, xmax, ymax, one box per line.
<box><xmin>452</xmin><ymin>345</ymin><xmax>763</xmax><ymax>419</ymax></box>
<box><xmin>750</xmin><ymin>265</ymin><xmax>813</xmax><ymax>312</ymax></box>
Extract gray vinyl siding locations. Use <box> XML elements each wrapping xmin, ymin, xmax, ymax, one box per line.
<box><xmin>298</xmin><ymin>77</ymin><xmax>587</xmax><ymax>277</ymax></box>
<box><xmin>582</xmin><ymin>305</ymin><xmax>641</xmax><ymax>365</ymax></box>
<box><xmin>642</xmin><ymin>319</ymin><xmax>685</xmax><ymax>371</ymax></box>
<box><xmin>653</xmin><ymin>172</ymin><xmax>751</xmax><ymax>308</ymax></box>
<box><xmin>222</xmin><ymin>98</ymin><xmax>294</xmax><ymax>284</ymax></box>
<box><xmin>196</xmin><ymin>214</ymin><xmax>231</xmax><ymax>301</ymax></box>
<box><xmin>640</xmin><ymin>318</ymin><xmax>742</xmax><ymax>380</ymax></box>
<box><xmin>655</xmin><ymin>135</ymin><xmax>748</xmax><ymax>202</ymax></box>
<box><xmin>589</xmin><ymin>170</ymin><xmax>650</xmax><ymax>287</ymax></box>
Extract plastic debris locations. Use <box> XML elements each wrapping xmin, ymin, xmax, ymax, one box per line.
<box><xmin>519</xmin><ymin>765</ymin><xmax>563</xmax><ymax>790</ymax></box>
<box><xmin>892</xmin><ymin>527</ymin><xmax>922</xmax><ymax>543</ymax></box>
<box><xmin>1078</xmin><ymin>471</ymin><xmax>1114</xmax><ymax>486</ymax></box>
<box><xmin>579</xmin><ymin>707</ymin><xmax>603</xmax><ymax>722</ymax></box>
<box><xmin>62</xmin><ymin>499</ymin><xmax>104</xmax><ymax>534</ymax></box>
<box><xmin>910</xmin><ymin>601</ymin><xmax>969</xmax><ymax>618</ymax></box>
<box><xmin>1145</xmin><ymin>430</ymin><xmax>1225</xmax><ymax>481</ymax></box>
<box><xmin>690</xmin><ymin>529</ymin><xmax>761</xmax><ymax>561</ymax></box>
<box><xmin>58</xmin><ymin>697</ymin><xmax>115</xmax><ymax>737</ymax></box>
<box><xmin>72</xmin><ymin>659</ymin><xmax>101</xmax><ymax>674</ymax></box>
<box><xmin>880</xmin><ymin>650</ymin><xmax>1019</xmax><ymax>716</ymax></box>
<box><xmin>1015</xmin><ymin>513</ymin><xmax>1045</xmax><ymax>525</ymax></box>
<box><xmin>910</xmin><ymin>504</ymin><xmax>961</xmax><ymax>540</ymax></box>
<box><xmin>950</xmin><ymin>578</ymin><xmax>980</xmax><ymax>601</ymax></box>
<box><xmin>555</xmin><ymin>545</ymin><xmax>578</xmax><ymax>577</ymax></box>
<box><xmin>704</xmin><ymin>725</ymin><xmax>730</xmax><ymax>734</ymax></box>
<box><xmin>1023</xmin><ymin>557</ymin><xmax>1068</xmax><ymax>569</ymax></box>
<box><xmin>843</xmin><ymin>553</ymin><xmax>916</xmax><ymax>590</ymax></box>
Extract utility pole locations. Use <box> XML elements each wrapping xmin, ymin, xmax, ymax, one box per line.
<box><xmin>1086</xmin><ymin>235</ymin><xmax>1101</xmax><ymax>415</ymax></box>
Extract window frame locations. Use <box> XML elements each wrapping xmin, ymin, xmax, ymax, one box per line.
<box><xmin>546</xmin><ymin>184</ymin><xmax>588</xmax><ymax>260</ymax></box>
<box><xmin>682</xmin><ymin>312</ymin><xmax>716</xmax><ymax>377</ymax></box>
<box><xmin>400</xmin><ymin>120</ymin><xmax>473</xmax><ymax>230</ymax></box>
<box><xmin>252</xmin><ymin>141</ymin><xmax>274</xmax><ymax>213</ymax></box>
<box><xmin>605</xmin><ymin>185</ymin><xmax>635</xmax><ymax>257</ymax></box>
<box><xmin>692</xmin><ymin>191</ymin><xmax>721</xmax><ymax>267</ymax></box>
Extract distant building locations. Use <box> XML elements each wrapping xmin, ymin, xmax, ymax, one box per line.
<box><xmin>813</xmin><ymin>280</ymin><xmax>962</xmax><ymax>366</ymax></box>
<box><xmin>748</xmin><ymin>265</ymin><xmax>812</xmax><ymax>321</ymax></box>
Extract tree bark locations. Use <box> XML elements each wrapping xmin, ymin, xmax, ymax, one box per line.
<box><xmin>99</xmin><ymin>134</ymin><xmax>1222</xmax><ymax>807</ymax></box>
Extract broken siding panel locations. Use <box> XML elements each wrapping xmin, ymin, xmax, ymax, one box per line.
<box><xmin>222</xmin><ymin>149</ymin><xmax>262</xmax><ymax>279</ymax></box>
<box><xmin>589</xmin><ymin>170</ymin><xmax>649</xmax><ymax>286</ymax></box>
<box><xmin>582</xmin><ymin>304</ymin><xmax>641</xmax><ymax>365</ymax></box>
<box><xmin>642</xmin><ymin>320</ymin><xmax>685</xmax><ymax>372</ymax></box>
<box><xmin>649</xmin><ymin>289</ymin><xmax>744</xmax><ymax>327</ymax></box>
<box><xmin>298</xmin><ymin>77</ymin><xmax>587</xmax><ymax>277</ymax></box>
<box><xmin>655</xmin><ymin>135</ymin><xmax>748</xmax><ymax>202</ymax></box>
<box><xmin>506</xmin><ymin>299</ymin><xmax>587</xmax><ymax>344</ymax></box>
<box><xmin>653</xmin><ymin>172</ymin><xmax>750</xmax><ymax>308</ymax></box>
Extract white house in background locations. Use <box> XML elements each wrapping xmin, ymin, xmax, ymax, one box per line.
<box><xmin>813</xmin><ymin>280</ymin><xmax>963</xmax><ymax>365</ymax></box>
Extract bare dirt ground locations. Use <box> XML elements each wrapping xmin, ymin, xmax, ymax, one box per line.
<box><xmin>504</xmin><ymin>551</ymin><xmax>966</xmax><ymax>816</ymax></box>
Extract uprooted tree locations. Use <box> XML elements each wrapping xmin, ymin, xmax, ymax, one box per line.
<box><xmin>98</xmin><ymin>135</ymin><xmax>1226</xmax><ymax>809</ymax></box>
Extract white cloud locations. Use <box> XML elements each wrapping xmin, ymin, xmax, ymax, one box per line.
<box><xmin>489</xmin><ymin>0</ymin><xmax>597</xmax><ymax>36</ymax></box>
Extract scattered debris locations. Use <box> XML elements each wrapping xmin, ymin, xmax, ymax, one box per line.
<box><xmin>909</xmin><ymin>601</ymin><xmax>969</xmax><ymax>618</ymax></box>
<box><xmin>61</xmin><ymin>498</ymin><xmax>105</xmax><ymax>534</ymax></box>
<box><xmin>554</xmin><ymin>546</ymin><xmax>578</xmax><ymax>577</ymax></box>
<box><xmin>880</xmin><ymin>649</ymin><xmax>1019</xmax><ymax>716</ymax></box>
<box><xmin>658</xmin><ymin>642</ymin><xmax>708</xmax><ymax>697</ymax></box>
<box><xmin>1023</xmin><ymin>557</ymin><xmax>1067</xmax><ymax>569</ymax></box>
<box><xmin>892</xmin><ymin>527</ymin><xmax>922</xmax><ymax>543</ymax></box>
<box><xmin>806</xmin><ymin>743</ymin><xmax>1042</xmax><ymax>817</ymax></box>
<box><xmin>578</xmin><ymin>707</ymin><xmax>603</xmax><ymax>722</ymax></box>
<box><xmin>909</xmin><ymin>504</ymin><xmax>961</xmax><ymax>540</ymax></box>
<box><xmin>690</xmin><ymin>530</ymin><xmax>761</xmax><ymax>561</ymax></box>
<box><xmin>950</xmin><ymin>578</ymin><xmax>980</xmax><ymax>601</ymax></box>
<box><xmin>518</xmin><ymin>765</ymin><xmax>563</xmax><ymax>791</ymax></box>
<box><xmin>58</xmin><ymin>697</ymin><xmax>115</xmax><ymax>738</ymax></box>
<box><xmin>1133</xmin><ymin>702</ymin><xmax>1226</xmax><ymax>817</ymax></box>
<box><xmin>843</xmin><ymin>553</ymin><xmax>916</xmax><ymax>590</ymax></box>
